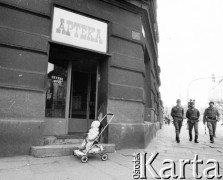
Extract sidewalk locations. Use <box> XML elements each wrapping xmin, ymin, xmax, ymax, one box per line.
<box><xmin>0</xmin><ymin>121</ymin><xmax>222</xmax><ymax>180</ymax></box>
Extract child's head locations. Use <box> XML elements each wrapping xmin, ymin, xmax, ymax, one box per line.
<box><xmin>91</xmin><ymin>120</ymin><xmax>100</xmax><ymax>128</ymax></box>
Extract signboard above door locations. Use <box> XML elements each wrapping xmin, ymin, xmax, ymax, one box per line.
<box><xmin>52</xmin><ymin>7</ymin><xmax>108</xmax><ymax>53</ymax></box>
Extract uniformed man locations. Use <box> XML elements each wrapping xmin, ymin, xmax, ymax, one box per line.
<box><xmin>171</xmin><ymin>99</ymin><xmax>184</xmax><ymax>143</ymax></box>
<box><xmin>186</xmin><ymin>100</ymin><xmax>200</xmax><ymax>143</ymax></box>
<box><xmin>203</xmin><ymin>101</ymin><xmax>220</xmax><ymax>143</ymax></box>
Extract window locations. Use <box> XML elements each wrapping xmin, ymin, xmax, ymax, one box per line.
<box><xmin>45</xmin><ymin>62</ymin><xmax>67</xmax><ymax>118</ymax></box>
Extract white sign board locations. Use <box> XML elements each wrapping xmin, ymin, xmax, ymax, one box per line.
<box><xmin>52</xmin><ymin>7</ymin><xmax>108</xmax><ymax>53</ymax></box>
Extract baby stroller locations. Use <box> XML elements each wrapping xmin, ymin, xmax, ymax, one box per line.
<box><xmin>73</xmin><ymin>113</ymin><xmax>114</xmax><ymax>163</ymax></box>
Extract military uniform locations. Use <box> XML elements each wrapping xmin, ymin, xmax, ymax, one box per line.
<box><xmin>203</xmin><ymin>105</ymin><xmax>220</xmax><ymax>143</ymax></box>
<box><xmin>171</xmin><ymin>105</ymin><xmax>184</xmax><ymax>143</ymax></box>
<box><xmin>186</xmin><ymin>107</ymin><xmax>200</xmax><ymax>143</ymax></box>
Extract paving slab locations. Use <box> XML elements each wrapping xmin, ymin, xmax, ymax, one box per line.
<box><xmin>0</xmin><ymin>121</ymin><xmax>223</xmax><ymax>179</ymax></box>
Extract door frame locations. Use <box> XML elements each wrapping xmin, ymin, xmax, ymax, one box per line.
<box><xmin>65</xmin><ymin>61</ymin><xmax>72</xmax><ymax>134</ymax></box>
<box><xmin>64</xmin><ymin>61</ymin><xmax>99</xmax><ymax>134</ymax></box>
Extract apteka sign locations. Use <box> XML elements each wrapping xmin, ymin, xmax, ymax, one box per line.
<box><xmin>52</xmin><ymin>7</ymin><xmax>108</xmax><ymax>53</ymax></box>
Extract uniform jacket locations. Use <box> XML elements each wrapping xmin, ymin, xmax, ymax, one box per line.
<box><xmin>203</xmin><ymin>107</ymin><xmax>220</xmax><ymax>122</ymax></box>
<box><xmin>186</xmin><ymin>108</ymin><xmax>200</xmax><ymax>122</ymax></box>
<box><xmin>171</xmin><ymin>105</ymin><xmax>184</xmax><ymax>120</ymax></box>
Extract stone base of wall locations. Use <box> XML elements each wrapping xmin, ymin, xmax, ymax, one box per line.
<box><xmin>0</xmin><ymin>119</ymin><xmax>44</xmax><ymax>157</ymax></box>
<box><xmin>108</xmin><ymin>121</ymin><xmax>161</xmax><ymax>149</ymax></box>
<box><xmin>43</xmin><ymin>118</ymin><xmax>66</xmax><ymax>136</ymax></box>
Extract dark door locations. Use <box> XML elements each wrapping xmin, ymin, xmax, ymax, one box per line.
<box><xmin>68</xmin><ymin>71</ymin><xmax>97</xmax><ymax>133</ymax></box>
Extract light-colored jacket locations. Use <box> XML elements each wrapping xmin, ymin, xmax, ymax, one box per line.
<box><xmin>87</xmin><ymin>121</ymin><xmax>100</xmax><ymax>141</ymax></box>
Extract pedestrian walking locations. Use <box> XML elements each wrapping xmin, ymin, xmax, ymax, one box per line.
<box><xmin>186</xmin><ymin>100</ymin><xmax>200</xmax><ymax>143</ymax></box>
<box><xmin>171</xmin><ymin>99</ymin><xmax>184</xmax><ymax>143</ymax></box>
<box><xmin>164</xmin><ymin>116</ymin><xmax>171</xmax><ymax>125</ymax></box>
<box><xmin>167</xmin><ymin>117</ymin><xmax>170</xmax><ymax>125</ymax></box>
<box><xmin>203</xmin><ymin>101</ymin><xmax>220</xmax><ymax>143</ymax></box>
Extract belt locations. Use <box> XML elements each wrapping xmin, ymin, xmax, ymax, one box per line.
<box><xmin>207</xmin><ymin>118</ymin><xmax>217</xmax><ymax>122</ymax></box>
<box><xmin>174</xmin><ymin>116</ymin><xmax>183</xmax><ymax>118</ymax></box>
<box><xmin>189</xmin><ymin>119</ymin><xmax>198</xmax><ymax>121</ymax></box>
<box><xmin>174</xmin><ymin>117</ymin><xmax>183</xmax><ymax>121</ymax></box>
<box><xmin>207</xmin><ymin>117</ymin><xmax>216</xmax><ymax>120</ymax></box>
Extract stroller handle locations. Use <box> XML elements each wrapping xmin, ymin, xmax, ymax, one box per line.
<box><xmin>95</xmin><ymin>113</ymin><xmax>115</xmax><ymax>142</ymax></box>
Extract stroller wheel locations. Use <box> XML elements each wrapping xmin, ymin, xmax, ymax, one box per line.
<box><xmin>101</xmin><ymin>153</ymin><xmax>108</xmax><ymax>161</ymax></box>
<box><xmin>81</xmin><ymin>155</ymin><xmax>88</xmax><ymax>163</ymax></box>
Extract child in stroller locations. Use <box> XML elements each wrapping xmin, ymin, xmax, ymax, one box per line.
<box><xmin>73</xmin><ymin>113</ymin><xmax>114</xmax><ymax>163</ymax></box>
<box><xmin>79</xmin><ymin>120</ymin><xmax>101</xmax><ymax>153</ymax></box>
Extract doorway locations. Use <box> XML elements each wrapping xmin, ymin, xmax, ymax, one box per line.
<box><xmin>68</xmin><ymin>70</ymin><xmax>97</xmax><ymax>133</ymax></box>
<box><xmin>46</xmin><ymin>43</ymin><xmax>104</xmax><ymax>135</ymax></box>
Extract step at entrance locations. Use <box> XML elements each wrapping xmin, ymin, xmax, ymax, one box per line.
<box><xmin>31</xmin><ymin>143</ymin><xmax>115</xmax><ymax>158</ymax></box>
<box><xmin>31</xmin><ymin>135</ymin><xmax>115</xmax><ymax>158</ymax></box>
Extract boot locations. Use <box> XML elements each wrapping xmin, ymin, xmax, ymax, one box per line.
<box><xmin>194</xmin><ymin>135</ymin><xmax>199</xmax><ymax>143</ymax></box>
<box><xmin>176</xmin><ymin>136</ymin><xmax>180</xmax><ymax>143</ymax></box>
<box><xmin>210</xmin><ymin>135</ymin><xmax>214</xmax><ymax>143</ymax></box>
<box><xmin>189</xmin><ymin>134</ymin><xmax>192</xmax><ymax>141</ymax></box>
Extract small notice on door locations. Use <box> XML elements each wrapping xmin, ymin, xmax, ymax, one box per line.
<box><xmin>73</xmin><ymin>96</ymin><xmax>81</xmax><ymax>109</ymax></box>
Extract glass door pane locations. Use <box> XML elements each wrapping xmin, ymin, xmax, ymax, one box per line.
<box><xmin>89</xmin><ymin>73</ymin><xmax>96</xmax><ymax>120</ymax></box>
<box><xmin>70</xmin><ymin>72</ymin><xmax>88</xmax><ymax>119</ymax></box>
<box><xmin>45</xmin><ymin>62</ymin><xmax>67</xmax><ymax>118</ymax></box>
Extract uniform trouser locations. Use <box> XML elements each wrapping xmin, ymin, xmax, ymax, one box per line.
<box><xmin>188</xmin><ymin>121</ymin><xmax>198</xmax><ymax>137</ymax></box>
<box><xmin>173</xmin><ymin>120</ymin><xmax>183</xmax><ymax>138</ymax></box>
<box><xmin>207</xmin><ymin>121</ymin><xmax>217</xmax><ymax>136</ymax></box>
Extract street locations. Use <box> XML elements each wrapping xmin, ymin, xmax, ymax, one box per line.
<box><xmin>0</xmin><ymin>121</ymin><xmax>222</xmax><ymax>180</ymax></box>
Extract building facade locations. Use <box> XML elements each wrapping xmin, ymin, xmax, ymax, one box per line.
<box><xmin>0</xmin><ymin>0</ymin><xmax>162</xmax><ymax>156</ymax></box>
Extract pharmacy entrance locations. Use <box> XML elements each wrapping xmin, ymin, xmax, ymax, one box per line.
<box><xmin>46</xmin><ymin>43</ymin><xmax>107</xmax><ymax>134</ymax></box>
